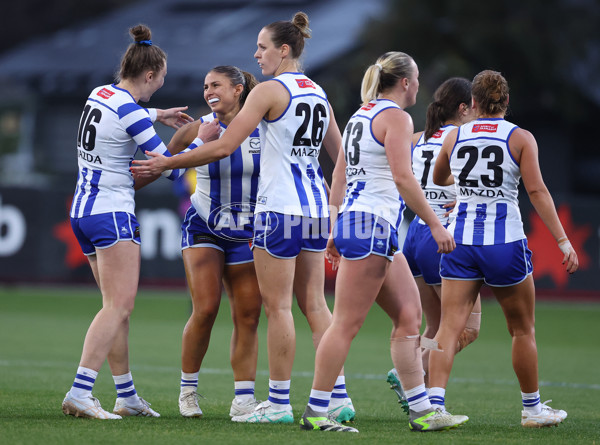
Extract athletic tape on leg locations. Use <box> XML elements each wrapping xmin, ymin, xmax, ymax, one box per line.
<box><xmin>420</xmin><ymin>336</ymin><xmax>444</xmax><ymax>352</ymax></box>
<box><xmin>465</xmin><ymin>312</ymin><xmax>481</xmax><ymax>330</ymax></box>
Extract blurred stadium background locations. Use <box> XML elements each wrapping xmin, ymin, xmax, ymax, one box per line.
<box><xmin>0</xmin><ymin>0</ymin><xmax>598</xmax><ymax>298</ymax></box>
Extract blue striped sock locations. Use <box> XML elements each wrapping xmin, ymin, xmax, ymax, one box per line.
<box><xmin>234</xmin><ymin>380</ymin><xmax>255</xmax><ymax>402</ymax></box>
<box><xmin>329</xmin><ymin>376</ymin><xmax>348</xmax><ymax>408</ymax></box>
<box><xmin>70</xmin><ymin>366</ymin><xmax>97</xmax><ymax>398</ymax></box>
<box><xmin>405</xmin><ymin>384</ymin><xmax>431</xmax><ymax>412</ymax></box>
<box><xmin>268</xmin><ymin>379</ymin><xmax>290</xmax><ymax>406</ymax></box>
<box><xmin>113</xmin><ymin>372</ymin><xmax>138</xmax><ymax>402</ymax></box>
<box><xmin>522</xmin><ymin>390</ymin><xmax>541</xmax><ymax>414</ymax></box>
<box><xmin>428</xmin><ymin>386</ymin><xmax>446</xmax><ymax>410</ymax></box>
<box><xmin>181</xmin><ymin>371</ymin><xmax>199</xmax><ymax>395</ymax></box>
<box><xmin>308</xmin><ymin>389</ymin><xmax>331</xmax><ymax>414</ymax></box>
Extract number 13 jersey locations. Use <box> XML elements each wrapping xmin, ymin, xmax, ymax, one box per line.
<box><xmin>448</xmin><ymin>118</ymin><xmax>524</xmax><ymax>245</ymax></box>
<box><xmin>256</xmin><ymin>72</ymin><xmax>330</xmax><ymax>218</ymax></box>
<box><xmin>339</xmin><ymin>99</ymin><xmax>405</xmax><ymax>229</ymax></box>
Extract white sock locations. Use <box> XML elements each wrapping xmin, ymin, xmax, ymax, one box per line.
<box><xmin>405</xmin><ymin>384</ymin><xmax>431</xmax><ymax>412</ymax></box>
<box><xmin>70</xmin><ymin>366</ymin><xmax>98</xmax><ymax>399</ymax></box>
<box><xmin>307</xmin><ymin>389</ymin><xmax>331</xmax><ymax>414</ymax></box>
<box><xmin>234</xmin><ymin>380</ymin><xmax>255</xmax><ymax>402</ymax></box>
<box><xmin>429</xmin><ymin>386</ymin><xmax>446</xmax><ymax>409</ymax></box>
<box><xmin>113</xmin><ymin>372</ymin><xmax>139</xmax><ymax>404</ymax></box>
<box><xmin>521</xmin><ymin>390</ymin><xmax>541</xmax><ymax>414</ymax></box>
<box><xmin>329</xmin><ymin>375</ymin><xmax>348</xmax><ymax>407</ymax></box>
<box><xmin>268</xmin><ymin>379</ymin><xmax>291</xmax><ymax>407</ymax></box>
<box><xmin>181</xmin><ymin>371</ymin><xmax>199</xmax><ymax>395</ymax></box>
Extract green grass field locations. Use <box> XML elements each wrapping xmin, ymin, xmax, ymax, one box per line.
<box><xmin>0</xmin><ymin>285</ymin><xmax>598</xmax><ymax>444</ymax></box>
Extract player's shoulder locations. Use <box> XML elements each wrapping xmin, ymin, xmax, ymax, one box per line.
<box><xmin>412</xmin><ymin>131</ymin><xmax>424</xmax><ymax>147</ymax></box>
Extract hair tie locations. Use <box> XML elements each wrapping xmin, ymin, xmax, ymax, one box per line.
<box><xmin>137</xmin><ymin>40</ymin><xmax>152</xmax><ymax>46</ymax></box>
<box><xmin>375</xmin><ymin>63</ymin><xmax>383</xmax><ymax>71</ymax></box>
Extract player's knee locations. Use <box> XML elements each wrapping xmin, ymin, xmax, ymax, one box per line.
<box><xmin>457</xmin><ymin>327</ymin><xmax>479</xmax><ymax>351</ymax></box>
<box><xmin>232</xmin><ymin>307</ymin><xmax>261</xmax><ymax>332</ymax></box>
<box><xmin>190</xmin><ymin>302</ymin><xmax>220</xmax><ymax>324</ymax></box>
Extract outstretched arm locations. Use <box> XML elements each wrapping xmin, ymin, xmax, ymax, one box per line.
<box><xmin>131</xmin><ymin>83</ymin><xmax>275</xmax><ymax>175</ymax></box>
<box><xmin>155</xmin><ymin>106</ymin><xmax>194</xmax><ymax>129</ymax></box>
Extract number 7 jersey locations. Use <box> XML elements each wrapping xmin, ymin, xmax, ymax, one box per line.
<box><xmin>256</xmin><ymin>72</ymin><xmax>330</xmax><ymax>218</ymax></box>
<box><xmin>448</xmin><ymin>118</ymin><xmax>525</xmax><ymax>245</ymax></box>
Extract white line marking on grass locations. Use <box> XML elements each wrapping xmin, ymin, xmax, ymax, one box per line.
<box><xmin>1</xmin><ymin>359</ymin><xmax>599</xmax><ymax>390</ymax></box>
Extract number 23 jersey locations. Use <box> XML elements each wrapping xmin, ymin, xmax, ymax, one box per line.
<box><xmin>339</xmin><ymin>99</ymin><xmax>405</xmax><ymax>229</ymax></box>
<box><xmin>448</xmin><ymin>118</ymin><xmax>524</xmax><ymax>245</ymax></box>
<box><xmin>256</xmin><ymin>72</ymin><xmax>330</xmax><ymax>218</ymax></box>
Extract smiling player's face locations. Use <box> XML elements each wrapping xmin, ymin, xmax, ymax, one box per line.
<box><xmin>203</xmin><ymin>71</ymin><xmax>240</xmax><ymax>115</ymax></box>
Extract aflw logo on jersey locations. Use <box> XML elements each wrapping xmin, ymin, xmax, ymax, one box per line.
<box><xmin>97</xmin><ymin>88</ymin><xmax>114</xmax><ymax>99</ymax></box>
<box><xmin>295</xmin><ymin>79</ymin><xmax>316</xmax><ymax>89</ymax></box>
<box><xmin>431</xmin><ymin>130</ymin><xmax>444</xmax><ymax>138</ymax></box>
<box><xmin>473</xmin><ymin>123</ymin><xmax>498</xmax><ymax>133</ymax></box>
<box><xmin>360</xmin><ymin>103</ymin><xmax>376</xmax><ymax>111</ymax></box>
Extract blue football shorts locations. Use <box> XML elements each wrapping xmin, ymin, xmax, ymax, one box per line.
<box><xmin>403</xmin><ymin>219</ymin><xmax>443</xmax><ymax>285</ymax></box>
<box><xmin>252</xmin><ymin>211</ymin><xmax>329</xmax><ymax>259</ymax></box>
<box><xmin>181</xmin><ymin>206</ymin><xmax>254</xmax><ymax>265</ymax></box>
<box><xmin>440</xmin><ymin>238</ymin><xmax>533</xmax><ymax>287</ymax></box>
<box><xmin>70</xmin><ymin>211</ymin><xmax>140</xmax><ymax>256</ymax></box>
<box><xmin>332</xmin><ymin>211</ymin><xmax>398</xmax><ymax>261</ymax></box>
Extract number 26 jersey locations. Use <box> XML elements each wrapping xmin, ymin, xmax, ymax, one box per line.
<box><xmin>256</xmin><ymin>72</ymin><xmax>330</xmax><ymax>218</ymax></box>
<box><xmin>448</xmin><ymin>118</ymin><xmax>524</xmax><ymax>245</ymax></box>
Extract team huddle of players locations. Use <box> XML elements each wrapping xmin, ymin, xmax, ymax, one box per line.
<box><xmin>61</xmin><ymin>11</ymin><xmax>578</xmax><ymax>433</ymax></box>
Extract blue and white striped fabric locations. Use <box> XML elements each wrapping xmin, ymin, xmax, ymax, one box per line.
<box><xmin>411</xmin><ymin>125</ymin><xmax>458</xmax><ymax>225</ymax></box>
<box><xmin>447</xmin><ymin>118</ymin><xmax>524</xmax><ymax>245</ymax></box>
<box><xmin>255</xmin><ymin>72</ymin><xmax>330</xmax><ymax>218</ymax></box>
<box><xmin>70</xmin><ymin>83</ymin><xmax>190</xmax><ymax>218</ymax></box>
<box><xmin>189</xmin><ymin>113</ymin><xmax>260</xmax><ymax>231</ymax></box>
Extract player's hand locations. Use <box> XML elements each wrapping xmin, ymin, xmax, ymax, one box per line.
<box><xmin>198</xmin><ymin>119</ymin><xmax>221</xmax><ymax>143</ymax></box>
<box><xmin>131</xmin><ymin>151</ymin><xmax>171</xmax><ymax>177</ymax></box>
<box><xmin>442</xmin><ymin>200</ymin><xmax>456</xmax><ymax>218</ymax></box>
<box><xmin>430</xmin><ymin>224</ymin><xmax>455</xmax><ymax>254</ymax></box>
<box><xmin>325</xmin><ymin>235</ymin><xmax>341</xmax><ymax>271</ymax></box>
<box><xmin>558</xmin><ymin>238</ymin><xmax>579</xmax><ymax>274</ymax></box>
<box><xmin>157</xmin><ymin>106</ymin><xmax>194</xmax><ymax>129</ymax></box>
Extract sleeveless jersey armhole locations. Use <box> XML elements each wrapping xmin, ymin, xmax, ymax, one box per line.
<box><xmin>263</xmin><ymin>79</ymin><xmax>291</xmax><ymax>123</ymax></box>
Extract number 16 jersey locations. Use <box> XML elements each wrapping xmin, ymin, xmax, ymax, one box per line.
<box><xmin>448</xmin><ymin>118</ymin><xmax>524</xmax><ymax>245</ymax></box>
<box><xmin>256</xmin><ymin>72</ymin><xmax>330</xmax><ymax>218</ymax></box>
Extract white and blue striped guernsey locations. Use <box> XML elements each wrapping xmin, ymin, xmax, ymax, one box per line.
<box><xmin>255</xmin><ymin>72</ymin><xmax>330</xmax><ymax>218</ymax></box>
<box><xmin>448</xmin><ymin>118</ymin><xmax>524</xmax><ymax>245</ymax></box>
<box><xmin>190</xmin><ymin>113</ymin><xmax>261</xmax><ymax>228</ymax></box>
<box><xmin>339</xmin><ymin>99</ymin><xmax>406</xmax><ymax>229</ymax></box>
<box><xmin>70</xmin><ymin>84</ymin><xmax>190</xmax><ymax>218</ymax></box>
<box><xmin>412</xmin><ymin>125</ymin><xmax>457</xmax><ymax>225</ymax></box>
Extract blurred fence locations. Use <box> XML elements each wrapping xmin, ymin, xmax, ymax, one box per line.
<box><xmin>0</xmin><ymin>185</ymin><xmax>598</xmax><ymax>298</ymax></box>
